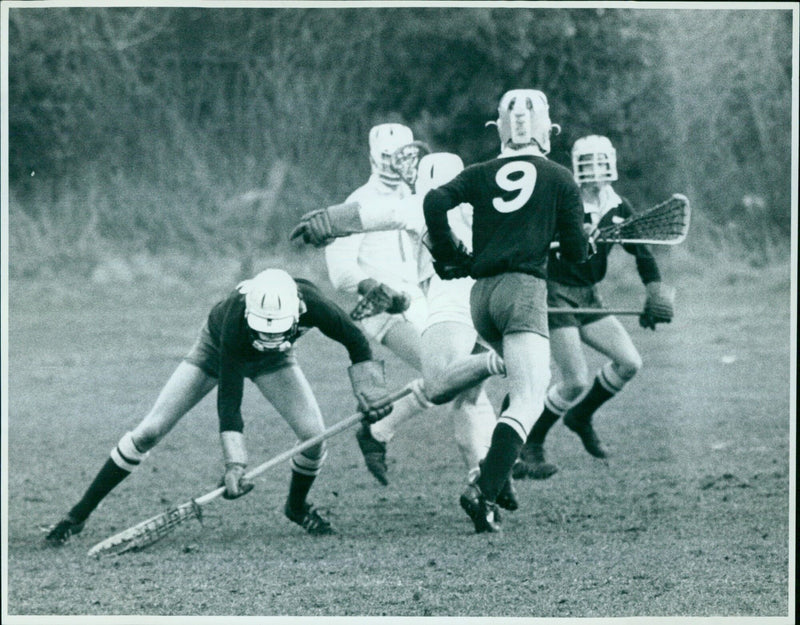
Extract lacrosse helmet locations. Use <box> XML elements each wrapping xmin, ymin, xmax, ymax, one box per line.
<box><xmin>572</xmin><ymin>135</ymin><xmax>618</xmax><ymax>184</ymax></box>
<box><xmin>415</xmin><ymin>152</ymin><xmax>464</xmax><ymax>196</ymax></box>
<box><xmin>488</xmin><ymin>89</ymin><xmax>561</xmax><ymax>154</ymax></box>
<box><xmin>238</xmin><ymin>269</ymin><xmax>302</xmax><ymax>352</ymax></box>
<box><xmin>369</xmin><ymin>123</ymin><xmax>414</xmax><ymax>184</ymax></box>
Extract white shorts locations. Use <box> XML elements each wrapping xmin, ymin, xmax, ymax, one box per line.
<box><xmin>359</xmin><ymin>294</ymin><xmax>428</xmax><ymax>343</ymax></box>
<box><xmin>424</xmin><ymin>274</ymin><xmax>475</xmax><ymax>331</ymax></box>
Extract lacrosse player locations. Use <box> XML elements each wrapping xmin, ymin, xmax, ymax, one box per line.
<box><xmin>512</xmin><ymin>135</ymin><xmax>675</xmax><ymax>479</ymax></box>
<box><xmin>423</xmin><ymin>89</ymin><xmax>589</xmax><ymax>532</ymax></box>
<box><xmin>291</xmin><ymin>152</ymin><xmax>514</xmax><ymax>509</ymax></box>
<box><xmin>321</xmin><ymin>123</ymin><xmax>438</xmax><ymax>482</ymax></box>
<box><xmin>45</xmin><ymin>269</ymin><xmax>392</xmax><ymax>544</ymax></box>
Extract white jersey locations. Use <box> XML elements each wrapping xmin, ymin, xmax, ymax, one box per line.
<box><xmin>324</xmin><ymin>175</ymin><xmax>423</xmax><ymax>299</ymax></box>
<box><xmin>356</xmin><ymin>193</ymin><xmax>473</xmax><ymax>284</ymax></box>
<box><xmin>350</xmin><ymin>190</ymin><xmax>476</xmax><ymax>332</ymax></box>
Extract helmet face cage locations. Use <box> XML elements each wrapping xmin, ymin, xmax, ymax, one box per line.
<box><xmin>390</xmin><ymin>141</ymin><xmax>431</xmax><ymax>192</ymax></box>
<box><xmin>239</xmin><ymin>269</ymin><xmax>302</xmax><ymax>352</ymax></box>
<box><xmin>496</xmin><ymin>89</ymin><xmax>556</xmax><ymax>154</ymax></box>
<box><xmin>369</xmin><ymin>123</ymin><xmax>414</xmax><ymax>181</ymax></box>
<box><xmin>250</xmin><ymin>324</ymin><xmax>298</xmax><ymax>352</ymax></box>
<box><xmin>572</xmin><ymin>135</ymin><xmax>618</xmax><ymax>184</ymax></box>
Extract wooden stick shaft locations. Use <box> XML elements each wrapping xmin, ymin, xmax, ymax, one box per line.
<box><xmin>87</xmin><ymin>384</ymin><xmax>413</xmax><ymax>556</ymax></box>
<box><xmin>547</xmin><ymin>308</ymin><xmax>641</xmax><ymax>316</ymax></box>
<box><xmin>194</xmin><ymin>384</ymin><xmax>412</xmax><ymax>506</ymax></box>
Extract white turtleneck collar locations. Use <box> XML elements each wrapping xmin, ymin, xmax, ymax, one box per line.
<box><xmin>368</xmin><ymin>172</ymin><xmax>406</xmax><ymax>195</ymax></box>
<box><xmin>583</xmin><ymin>184</ymin><xmax>623</xmax><ymax>224</ymax></box>
<box><xmin>498</xmin><ymin>144</ymin><xmax>545</xmax><ymax>159</ymax></box>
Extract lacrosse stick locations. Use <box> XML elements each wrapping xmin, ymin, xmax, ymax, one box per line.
<box><xmin>552</xmin><ymin>193</ymin><xmax>691</xmax><ymax>249</ymax></box>
<box><xmin>390</xmin><ymin>141</ymin><xmax>431</xmax><ymax>192</ymax></box>
<box><xmin>350</xmin><ymin>294</ymin><xmax>384</xmax><ymax>321</ymax></box>
<box><xmin>350</xmin><ymin>282</ymin><xmax>411</xmax><ymax>321</ymax></box>
<box><xmin>548</xmin><ymin>308</ymin><xmax>642</xmax><ymax>315</ymax></box>
<box><xmin>87</xmin><ymin>385</ymin><xmax>413</xmax><ymax>557</ymax></box>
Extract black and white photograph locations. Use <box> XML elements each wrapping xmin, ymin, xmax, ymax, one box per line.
<box><xmin>1</xmin><ymin>1</ymin><xmax>796</xmax><ymax>623</ymax></box>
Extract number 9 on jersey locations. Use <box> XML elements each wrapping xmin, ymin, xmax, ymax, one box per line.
<box><xmin>492</xmin><ymin>161</ymin><xmax>538</xmax><ymax>213</ymax></box>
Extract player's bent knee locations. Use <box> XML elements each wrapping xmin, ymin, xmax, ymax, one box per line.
<box><xmin>561</xmin><ymin>382</ymin><xmax>588</xmax><ymax>402</ymax></box>
<box><xmin>449</xmin><ymin>384</ymin><xmax>484</xmax><ymax>408</ymax></box>
<box><xmin>129</xmin><ymin>426</ymin><xmax>164</xmax><ymax>453</ymax></box>
<box><xmin>420</xmin><ymin>375</ymin><xmax>449</xmax><ymax>405</ymax></box>
<box><xmin>614</xmin><ymin>353</ymin><xmax>642</xmax><ymax>380</ymax></box>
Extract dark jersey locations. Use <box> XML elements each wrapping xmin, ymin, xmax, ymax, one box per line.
<box><xmin>207</xmin><ymin>278</ymin><xmax>372</xmax><ymax>432</ymax></box>
<box><xmin>548</xmin><ymin>197</ymin><xmax>661</xmax><ymax>287</ymax></box>
<box><xmin>424</xmin><ymin>153</ymin><xmax>587</xmax><ymax>279</ymax></box>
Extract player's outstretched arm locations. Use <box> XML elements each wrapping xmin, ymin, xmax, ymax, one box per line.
<box><xmin>290</xmin><ymin>202</ymin><xmax>364</xmax><ymax>247</ymax></box>
<box><xmin>291</xmin><ymin>197</ymin><xmax>418</xmax><ymax>247</ymax></box>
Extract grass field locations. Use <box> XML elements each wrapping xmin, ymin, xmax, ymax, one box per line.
<box><xmin>3</xmin><ymin>257</ymin><xmax>794</xmax><ymax>621</ymax></box>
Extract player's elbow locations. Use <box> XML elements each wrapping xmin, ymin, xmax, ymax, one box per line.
<box><xmin>423</xmin><ymin>189</ymin><xmax>452</xmax><ymax>223</ymax></box>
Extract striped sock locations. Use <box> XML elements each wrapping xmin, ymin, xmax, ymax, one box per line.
<box><xmin>68</xmin><ymin>432</ymin><xmax>149</xmax><ymax>522</ymax></box>
<box><xmin>486</xmin><ymin>351</ymin><xmax>505</xmax><ymax>376</ymax></box>
<box><xmin>568</xmin><ymin>363</ymin><xmax>627</xmax><ymax>422</ymax></box>
<box><xmin>68</xmin><ymin>459</ymin><xmax>130</xmax><ymax>523</ymax></box>
<box><xmin>528</xmin><ymin>387</ymin><xmax>572</xmax><ymax>445</ymax></box>
<box><xmin>286</xmin><ymin>471</ymin><xmax>316</xmax><ymax>514</ymax></box>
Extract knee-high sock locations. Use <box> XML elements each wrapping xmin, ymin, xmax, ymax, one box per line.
<box><xmin>567</xmin><ymin>362</ymin><xmax>629</xmax><ymax>423</ymax></box>
<box><xmin>69</xmin><ymin>432</ymin><xmax>149</xmax><ymax>523</ymax></box>
<box><xmin>287</xmin><ymin>472</ymin><xmax>316</xmax><ymax>513</ymax></box>
<box><xmin>475</xmin><ymin>423</ymin><xmax>523</xmax><ymax>503</ymax></box>
<box><xmin>527</xmin><ymin>386</ymin><xmax>573</xmax><ymax>445</ymax></box>
<box><xmin>287</xmin><ymin>447</ymin><xmax>326</xmax><ymax>512</ymax></box>
<box><xmin>369</xmin><ymin>379</ymin><xmax>432</xmax><ymax>443</ymax></box>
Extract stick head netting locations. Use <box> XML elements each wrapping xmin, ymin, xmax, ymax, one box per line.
<box><xmin>597</xmin><ymin>194</ymin><xmax>691</xmax><ymax>245</ymax></box>
<box><xmin>87</xmin><ymin>500</ymin><xmax>203</xmax><ymax>557</ymax></box>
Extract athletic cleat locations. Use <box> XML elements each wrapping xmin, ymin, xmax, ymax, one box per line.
<box><xmin>460</xmin><ymin>484</ymin><xmax>501</xmax><ymax>533</ymax></box>
<box><xmin>513</xmin><ymin>442</ymin><xmax>559</xmax><ymax>480</ymax></box>
<box><xmin>563</xmin><ymin>412</ymin><xmax>608</xmax><ymax>458</ymax></box>
<box><xmin>284</xmin><ymin>502</ymin><xmax>335</xmax><ymax>536</ymax></box>
<box><xmin>44</xmin><ymin>516</ymin><xmax>85</xmax><ymax>546</ymax></box>
<box><xmin>355</xmin><ymin>421</ymin><xmax>389</xmax><ymax>485</ymax></box>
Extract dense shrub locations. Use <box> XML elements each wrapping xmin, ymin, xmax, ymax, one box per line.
<box><xmin>6</xmin><ymin>7</ymin><xmax>793</xmax><ymax>277</ymax></box>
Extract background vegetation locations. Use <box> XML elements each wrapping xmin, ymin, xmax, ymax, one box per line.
<box><xmin>6</xmin><ymin>5</ymin><xmax>795</xmax><ymax>279</ymax></box>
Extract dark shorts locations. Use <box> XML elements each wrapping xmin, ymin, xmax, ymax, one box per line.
<box><xmin>470</xmin><ymin>273</ymin><xmax>549</xmax><ymax>345</ymax></box>
<box><xmin>547</xmin><ymin>282</ymin><xmax>611</xmax><ymax>330</ymax></box>
<box><xmin>183</xmin><ymin>320</ymin><xmax>297</xmax><ymax>379</ymax></box>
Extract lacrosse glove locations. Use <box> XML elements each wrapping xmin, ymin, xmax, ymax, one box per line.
<box><xmin>640</xmin><ymin>282</ymin><xmax>675</xmax><ymax>330</ymax></box>
<box><xmin>348</xmin><ymin>360</ymin><xmax>393</xmax><ymax>423</ymax></box>
<box><xmin>289</xmin><ymin>202</ymin><xmax>363</xmax><ymax>248</ymax></box>
<box><xmin>351</xmin><ymin>278</ymin><xmax>411</xmax><ymax>320</ymax></box>
<box><xmin>426</xmin><ymin>231</ymin><xmax>473</xmax><ymax>280</ymax></box>
<box><xmin>219</xmin><ymin>431</ymin><xmax>254</xmax><ymax>500</ymax></box>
